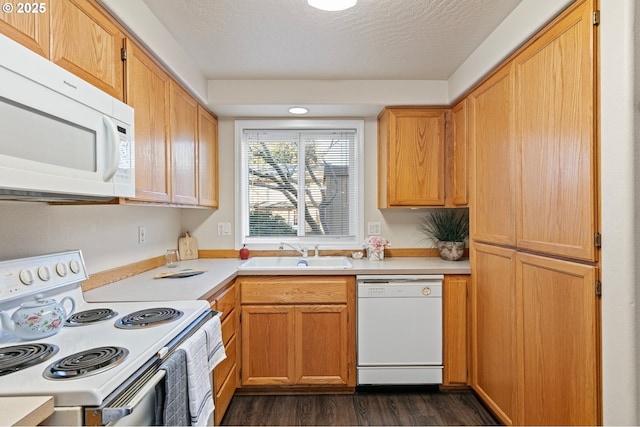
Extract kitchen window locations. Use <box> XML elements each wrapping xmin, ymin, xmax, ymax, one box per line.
<box><xmin>236</xmin><ymin>120</ymin><xmax>364</xmax><ymax>249</ymax></box>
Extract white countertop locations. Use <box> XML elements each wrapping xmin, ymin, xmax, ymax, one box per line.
<box><xmin>84</xmin><ymin>257</ymin><xmax>470</xmax><ymax>302</ymax></box>
<box><xmin>85</xmin><ymin>258</ymin><xmax>243</xmax><ymax>302</ymax></box>
<box><xmin>0</xmin><ymin>396</ymin><xmax>54</xmax><ymax>426</ymax></box>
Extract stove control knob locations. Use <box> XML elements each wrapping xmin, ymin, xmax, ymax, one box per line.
<box><xmin>37</xmin><ymin>266</ymin><xmax>51</xmax><ymax>281</ymax></box>
<box><xmin>69</xmin><ymin>260</ymin><xmax>81</xmax><ymax>274</ymax></box>
<box><xmin>19</xmin><ymin>269</ymin><xmax>34</xmax><ymax>285</ymax></box>
<box><xmin>55</xmin><ymin>262</ymin><xmax>68</xmax><ymax>277</ymax></box>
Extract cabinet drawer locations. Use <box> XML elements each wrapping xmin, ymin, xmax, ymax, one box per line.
<box><xmin>214</xmin><ymin>363</ymin><xmax>237</xmax><ymax>426</ymax></box>
<box><xmin>220</xmin><ymin>310</ymin><xmax>236</xmax><ymax>346</ymax></box>
<box><xmin>215</xmin><ymin>282</ymin><xmax>237</xmax><ymax>320</ymax></box>
<box><xmin>214</xmin><ymin>334</ymin><xmax>236</xmax><ymax>393</ymax></box>
<box><xmin>240</xmin><ymin>276</ymin><xmax>349</xmax><ymax>304</ymax></box>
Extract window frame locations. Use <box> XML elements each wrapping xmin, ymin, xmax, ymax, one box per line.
<box><xmin>235</xmin><ymin>119</ymin><xmax>364</xmax><ymax>250</ymax></box>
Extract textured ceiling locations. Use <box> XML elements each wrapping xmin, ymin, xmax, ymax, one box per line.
<box><xmin>142</xmin><ymin>0</ymin><xmax>522</xmax><ymax>80</ymax></box>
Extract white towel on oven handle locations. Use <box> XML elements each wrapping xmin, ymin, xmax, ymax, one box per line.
<box><xmin>180</xmin><ymin>328</ymin><xmax>214</xmax><ymax>427</ymax></box>
<box><xmin>203</xmin><ymin>315</ymin><xmax>227</xmax><ymax>371</ymax></box>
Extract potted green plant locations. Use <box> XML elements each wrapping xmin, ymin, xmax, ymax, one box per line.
<box><xmin>419</xmin><ymin>209</ymin><xmax>469</xmax><ymax>261</ymax></box>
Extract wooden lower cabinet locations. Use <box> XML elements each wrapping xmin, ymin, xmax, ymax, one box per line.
<box><xmin>443</xmin><ymin>275</ymin><xmax>469</xmax><ymax>386</ymax></box>
<box><xmin>209</xmin><ymin>280</ymin><xmax>239</xmax><ymax>425</ymax></box>
<box><xmin>517</xmin><ymin>252</ymin><xmax>600</xmax><ymax>425</ymax></box>
<box><xmin>471</xmin><ymin>243</ymin><xmax>518</xmax><ymax>425</ymax></box>
<box><xmin>241</xmin><ymin>305</ymin><xmax>295</xmax><ymax>385</ymax></box>
<box><xmin>239</xmin><ymin>276</ymin><xmax>356</xmax><ymax>390</ymax></box>
<box><xmin>471</xmin><ymin>244</ymin><xmax>600</xmax><ymax>425</ymax></box>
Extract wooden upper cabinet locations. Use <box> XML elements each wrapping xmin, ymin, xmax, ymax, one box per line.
<box><xmin>197</xmin><ymin>105</ymin><xmax>219</xmax><ymax>208</ymax></box>
<box><xmin>378</xmin><ymin>107</ymin><xmax>446</xmax><ymax>207</ymax></box>
<box><xmin>448</xmin><ymin>99</ymin><xmax>468</xmax><ymax>206</ymax></box>
<box><xmin>516</xmin><ymin>252</ymin><xmax>599</xmax><ymax>425</ymax></box>
<box><xmin>169</xmin><ymin>80</ymin><xmax>198</xmax><ymax>205</ymax></box>
<box><xmin>469</xmin><ymin>64</ymin><xmax>517</xmax><ymax>247</ymax></box>
<box><xmin>51</xmin><ymin>0</ymin><xmax>124</xmax><ymax>100</ymax></box>
<box><xmin>0</xmin><ymin>0</ymin><xmax>50</xmax><ymax>58</ymax></box>
<box><xmin>125</xmin><ymin>42</ymin><xmax>171</xmax><ymax>203</ymax></box>
<box><xmin>514</xmin><ymin>0</ymin><xmax>597</xmax><ymax>262</ymax></box>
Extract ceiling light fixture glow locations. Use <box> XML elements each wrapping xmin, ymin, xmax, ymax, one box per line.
<box><xmin>308</xmin><ymin>0</ymin><xmax>357</xmax><ymax>12</ymax></box>
<box><xmin>289</xmin><ymin>107</ymin><xmax>309</xmax><ymax>115</ymax></box>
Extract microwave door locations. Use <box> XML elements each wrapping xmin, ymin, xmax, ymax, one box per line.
<box><xmin>0</xmin><ymin>33</ymin><xmax>134</xmax><ymax>200</ymax></box>
<box><xmin>101</xmin><ymin>115</ymin><xmax>134</xmax><ymax>198</ymax></box>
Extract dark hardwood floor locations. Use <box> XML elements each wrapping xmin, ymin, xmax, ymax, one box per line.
<box><xmin>220</xmin><ymin>388</ymin><xmax>499</xmax><ymax>426</ymax></box>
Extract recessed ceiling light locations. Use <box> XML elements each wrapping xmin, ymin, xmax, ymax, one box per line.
<box><xmin>308</xmin><ymin>0</ymin><xmax>357</xmax><ymax>12</ymax></box>
<box><xmin>289</xmin><ymin>107</ymin><xmax>309</xmax><ymax>115</ymax></box>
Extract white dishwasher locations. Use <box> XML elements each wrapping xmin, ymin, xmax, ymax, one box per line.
<box><xmin>357</xmin><ymin>274</ymin><xmax>443</xmax><ymax>385</ymax></box>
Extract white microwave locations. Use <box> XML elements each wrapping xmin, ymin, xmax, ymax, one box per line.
<box><xmin>0</xmin><ymin>34</ymin><xmax>134</xmax><ymax>201</ymax></box>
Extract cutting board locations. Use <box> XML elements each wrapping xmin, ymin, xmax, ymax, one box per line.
<box><xmin>154</xmin><ymin>269</ymin><xmax>207</xmax><ymax>279</ymax></box>
<box><xmin>178</xmin><ymin>232</ymin><xmax>198</xmax><ymax>260</ymax></box>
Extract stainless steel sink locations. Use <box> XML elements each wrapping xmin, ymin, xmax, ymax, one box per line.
<box><xmin>239</xmin><ymin>256</ymin><xmax>353</xmax><ymax>270</ymax></box>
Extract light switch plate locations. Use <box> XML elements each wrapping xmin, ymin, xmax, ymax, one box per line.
<box><xmin>217</xmin><ymin>223</ymin><xmax>231</xmax><ymax>236</ymax></box>
<box><xmin>367</xmin><ymin>222</ymin><xmax>381</xmax><ymax>235</ymax></box>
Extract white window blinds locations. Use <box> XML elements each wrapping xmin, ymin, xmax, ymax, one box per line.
<box><xmin>239</xmin><ymin>124</ymin><xmax>361</xmax><ymax>246</ymax></box>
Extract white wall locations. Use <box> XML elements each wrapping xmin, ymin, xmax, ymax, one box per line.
<box><xmin>0</xmin><ymin>203</ymin><xmax>182</xmax><ymax>274</ymax></box>
<box><xmin>600</xmin><ymin>0</ymin><xmax>639</xmax><ymax>424</ymax></box>
<box><xmin>182</xmin><ymin>117</ymin><xmax>438</xmax><ymax>250</ymax></box>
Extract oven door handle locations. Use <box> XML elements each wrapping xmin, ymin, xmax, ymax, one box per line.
<box><xmin>101</xmin><ymin>370</ymin><xmax>166</xmax><ymax>424</ymax></box>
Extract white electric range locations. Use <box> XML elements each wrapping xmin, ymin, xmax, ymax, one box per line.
<box><xmin>0</xmin><ymin>250</ymin><xmax>214</xmax><ymax>425</ymax></box>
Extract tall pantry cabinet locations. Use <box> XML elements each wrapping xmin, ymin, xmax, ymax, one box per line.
<box><xmin>469</xmin><ymin>0</ymin><xmax>600</xmax><ymax>425</ymax></box>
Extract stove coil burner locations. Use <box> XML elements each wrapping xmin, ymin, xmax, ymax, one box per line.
<box><xmin>115</xmin><ymin>307</ymin><xmax>184</xmax><ymax>329</ymax></box>
<box><xmin>43</xmin><ymin>346</ymin><xmax>129</xmax><ymax>380</ymax></box>
<box><xmin>0</xmin><ymin>343</ymin><xmax>59</xmax><ymax>377</ymax></box>
<box><xmin>64</xmin><ymin>308</ymin><xmax>119</xmax><ymax>326</ymax></box>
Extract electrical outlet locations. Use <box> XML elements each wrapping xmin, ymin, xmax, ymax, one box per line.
<box><xmin>137</xmin><ymin>226</ymin><xmax>145</xmax><ymax>244</ymax></box>
<box><xmin>217</xmin><ymin>223</ymin><xmax>232</xmax><ymax>236</ymax></box>
<box><xmin>367</xmin><ymin>222</ymin><xmax>381</xmax><ymax>235</ymax></box>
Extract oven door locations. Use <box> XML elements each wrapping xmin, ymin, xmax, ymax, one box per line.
<box><xmin>41</xmin><ymin>372</ymin><xmax>163</xmax><ymax>427</ymax></box>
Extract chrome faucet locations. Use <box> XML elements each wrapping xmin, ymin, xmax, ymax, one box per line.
<box><xmin>279</xmin><ymin>242</ymin><xmax>308</xmax><ymax>257</ymax></box>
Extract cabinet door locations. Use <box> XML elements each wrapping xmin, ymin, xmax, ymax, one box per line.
<box><xmin>517</xmin><ymin>252</ymin><xmax>599</xmax><ymax>425</ymax></box>
<box><xmin>449</xmin><ymin>100</ymin><xmax>468</xmax><ymax>206</ymax></box>
<box><xmin>443</xmin><ymin>275</ymin><xmax>468</xmax><ymax>385</ymax></box>
<box><xmin>294</xmin><ymin>304</ymin><xmax>352</xmax><ymax>386</ymax></box>
<box><xmin>514</xmin><ymin>0</ymin><xmax>597</xmax><ymax>261</ymax></box>
<box><xmin>197</xmin><ymin>105</ymin><xmax>219</xmax><ymax>208</ymax></box>
<box><xmin>0</xmin><ymin>0</ymin><xmax>49</xmax><ymax>58</ymax></box>
<box><xmin>169</xmin><ymin>80</ymin><xmax>198</xmax><ymax>205</ymax></box>
<box><xmin>51</xmin><ymin>0</ymin><xmax>124</xmax><ymax>100</ymax></box>
<box><xmin>240</xmin><ymin>305</ymin><xmax>295</xmax><ymax>386</ymax></box>
<box><xmin>379</xmin><ymin>108</ymin><xmax>445</xmax><ymax>207</ymax></box>
<box><xmin>211</xmin><ymin>281</ymin><xmax>238</xmax><ymax>424</ymax></box>
<box><xmin>125</xmin><ymin>42</ymin><xmax>171</xmax><ymax>203</ymax></box>
<box><xmin>469</xmin><ymin>64</ymin><xmax>516</xmax><ymax>247</ymax></box>
<box><xmin>471</xmin><ymin>243</ymin><xmax>518</xmax><ymax>425</ymax></box>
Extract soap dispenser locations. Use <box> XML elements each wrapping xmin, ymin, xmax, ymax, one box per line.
<box><xmin>239</xmin><ymin>244</ymin><xmax>250</xmax><ymax>260</ymax></box>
